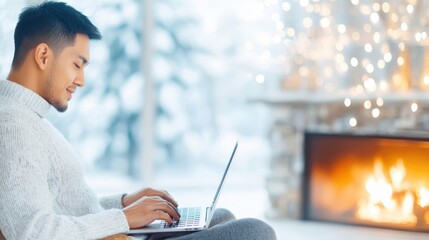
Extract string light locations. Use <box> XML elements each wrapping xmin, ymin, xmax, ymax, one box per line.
<box><xmin>320</xmin><ymin>17</ymin><xmax>330</xmax><ymax>28</ymax></box>
<box><xmin>303</xmin><ymin>17</ymin><xmax>313</xmax><ymax>28</ymax></box>
<box><xmin>364</xmin><ymin>100</ymin><xmax>371</xmax><ymax>109</ymax></box>
<box><xmin>399</xmin><ymin>42</ymin><xmax>405</xmax><ymax>51</ymax></box>
<box><xmin>335</xmin><ymin>43</ymin><xmax>344</xmax><ymax>51</ymax></box>
<box><xmin>364</xmin><ymin>43</ymin><xmax>373</xmax><ymax>53</ymax></box>
<box><xmin>424</xmin><ymin>76</ymin><xmax>429</xmax><ymax>85</ymax></box>
<box><xmin>384</xmin><ymin>52</ymin><xmax>392</xmax><ymax>62</ymax></box>
<box><xmin>299</xmin><ymin>0</ymin><xmax>309</xmax><ymax>8</ymax></box>
<box><xmin>377</xmin><ymin>59</ymin><xmax>385</xmax><ymax>69</ymax></box>
<box><xmin>372</xmin><ymin>2</ymin><xmax>381</xmax><ymax>11</ymax></box>
<box><xmin>407</xmin><ymin>4</ymin><xmax>414</xmax><ymax>14</ymax></box>
<box><xmin>364</xmin><ymin>78</ymin><xmax>376</xmax><ymax>91</ymax></box>
<box><xmin>415</xmin><ymin>32</ymin><xmax>422</xmax><ymax>42</ymax></box>
<box><xmin>401</xmin><ymin>23</ymin><xmax>408</xmax><ymax>31</ymax></box>
<box><xmin>372</xmin><ymin>108</ymin><xmax>380</xmax><ymax>118</ymax></box>
<box><xmin>370</xmin><ymin>12</ymin><xmax>379</xmax><ymax>23</ymax></box>
<box><xmin>365</xmin><ymin>64</ymin><xmax>375</xmax><ymax>73</ymax></box>
<box><xmin>351</xmin><ymin>57</ymin><xmax>359</xmax><ymax>67</ymax></box>
<box><xmin>349</xmin><ymin>117</ymin><xmax>358</xmax><ymax>127</ymax></box>
<box><xmin>282</xmin><ymin>2</ymin><xmax>291</xmax><ymax>11</ymax></box>
<box><xmin>391</xmin><ymin>13</ymin><xmax>399</xmax><ymax>22</ymax></box>
<box><xmin>337</xmin><ymin>24</ymin><xmax>346</xmax><ymax>33</ymax></box>
<box><xmin>351</xmin><ymin>0</ymin><xmax>359</xmax><ymax>5</ymax></box>
<box><xmin>344</xmin><ymin>98</ymin><xmax>351</xmax><ymax>107</ymax></box>
<box><xmin>379</xmin><ymin>81</ymin><xmax>388</xmax><ymax>91</ymax></box>
<box><xmin>255</xmin><ymin>74</ymin><xmax>265</xmax><ymax>84</ymax></box>
<box><xmin>373</xmin><ymin>32</ymin><xmax>381</xmax><ymax>43</ymax></box>
<box><xmin>411</xmin><ymin>103</ymin><xmax>418</xmax><ymax>112</ymax></box>
<box><xmin>364</xmin><ymin>24</ymin><xmax>372</xmax><ymax>33</ymax></box>
<box><xmin>376</xmin><ymin>97</ymin><xmax>384</xmax><ymax>106</ymax></box>
<box><xmin>382</xmin><ymin>2</ymin><xmax>390</xmax><ymax>13</ymax></box>
<box><xmin>397</xmin><ymin>57</ymin><xmax>404</xmax><ymax>66</ymax></box>
<box><xmin>287</xmin><ymin>28</ymin><xmax>295</xmax><ymax>37</ymax></box>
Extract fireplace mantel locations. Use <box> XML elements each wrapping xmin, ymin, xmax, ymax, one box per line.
<box><xmin>250</xmin><ymin>91</ymin><xmax>429</xmax><ymax>106</ymax></box>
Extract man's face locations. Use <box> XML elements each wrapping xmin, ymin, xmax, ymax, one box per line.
<box><xmin>43</xmin><ymin>33</ymin><xmax>90</xmax><ymax>112</ymax></box>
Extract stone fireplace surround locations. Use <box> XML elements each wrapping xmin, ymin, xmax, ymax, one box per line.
<box><xmin>254</xmin><ymin>91</ymin><xmax>429</xmax><ymax>225</ymax></box>
<box><xmin>302</xmin><ymin>131</ymin><xmax>429</xmax><ymax>232</ymax></box>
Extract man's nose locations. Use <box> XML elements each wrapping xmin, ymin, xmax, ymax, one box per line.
<box><xmin>75</xmin><ymin>70</ymin><xmax>85</xmax><ymax>87</ymax></box>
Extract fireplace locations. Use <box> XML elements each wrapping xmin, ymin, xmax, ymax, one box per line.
<box><xmin>302</xmin><ymin>132</ymin><xmax>429</xmax><ymax>232</ymax></box>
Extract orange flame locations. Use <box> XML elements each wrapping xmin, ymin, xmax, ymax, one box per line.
<box><xmin>355</xmin><ymin>159</ymin><xmax>429</xmax><ymax>225</ymax></box>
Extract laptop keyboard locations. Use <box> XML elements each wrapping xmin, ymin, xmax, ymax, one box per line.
<box><xmin>163</xmin><ymin>207</ymin><xmax>201</xmax><ymax>228</ymax></box>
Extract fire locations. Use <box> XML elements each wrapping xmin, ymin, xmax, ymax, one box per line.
<box><xmin>356</xmin><ymin>159</ymin><xmax>429</xmax><ymax>225</ymax></box>
<box><xmin>418</xmin><ymin>187</ymin><xmax>429</xmax><ymax>208</ymax></box>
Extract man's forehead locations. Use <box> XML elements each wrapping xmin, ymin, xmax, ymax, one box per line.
<box><xmin>63</xmin><ymin>36</ymin><xmax>90</xmax><ymax>62</ymax></box>
<box><xmin>62</xmin><ymin>46</ymin><xmax>90</xmax><ymax>62</ymax></box>
<box><xmin>75</xmin><ymin>34</ymin><xmax>91</xmax><ymax>63</ymax></box>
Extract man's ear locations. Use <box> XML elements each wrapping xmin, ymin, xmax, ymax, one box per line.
<box><xmin>34</xmin><ymin>43</ymin><xmax>51</xmax><ymax>70</ymax></box>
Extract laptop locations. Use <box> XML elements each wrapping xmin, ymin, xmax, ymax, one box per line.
<box><xmin>127</xmin><ymin>141</ymin><xmax>238</xmax><ymax>234</ymax></box>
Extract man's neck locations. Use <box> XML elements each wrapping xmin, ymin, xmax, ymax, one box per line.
<box><xmin>7</xmin><ymin>65</ymin><xmax>43</xmax><ymax>96</ymax></box>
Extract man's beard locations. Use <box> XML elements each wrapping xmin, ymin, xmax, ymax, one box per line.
<box><xmin>46</xmin><ymin>86</ymin><xmax>68</xmax><ymax>112</ymax></box>
<box><xmin>53</xmin><ymin>99</ymin><xmax>68</xmax><ymax>112</ymax></box>
<box><xmin>44</xmin><ymin>70</ymin><xmax>68</xmax><ymax>112</ymax></box>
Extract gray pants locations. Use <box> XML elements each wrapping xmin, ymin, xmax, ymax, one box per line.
<box><xmin>138</xmin><ymin>209</ymin><xmax>277</xmax><ymax>240</ymax></box>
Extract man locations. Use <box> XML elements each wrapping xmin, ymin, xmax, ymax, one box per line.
<box><xmin>0</xmin><ymin>1</ymin><xmax>276</xmax><ymax>240</ymax></box>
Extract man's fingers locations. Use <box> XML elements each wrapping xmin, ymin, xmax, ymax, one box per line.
<box><xmin>161</xmin><ymin>191</ymin><xmax>179</xmax><ymax>207</ymax></box>
<box><xmin>147</xmin><ymin>188</ymin><xmax>178</xmax><ymax>206</ymax></box>
<box><xmin>153</xmin><ymin>190</ymin><xmax>178</xmax><ymax>207</ymax></box>
<box><xmin>164</xmin><ymin>200</ymin><xmax>181</xmax><ymax>219</ymax></box>
<box><xmin>152</xmin><ymin>200</ymin><xmax>180</xmax><ymax>220</ymax></box>
<box><xmin>136</xmin><ymin>195</ymin><xmax>180</xmax><ymax>222</ymax></box>
<box><xmin>156</xmin><ymin>210</ymin><xmax>174</xmax><ymax>224</ymax></box>
<box><xmin>146</xmin><ymin>195</ymin><xmax>180</xmax><ymax>218</ymax></box>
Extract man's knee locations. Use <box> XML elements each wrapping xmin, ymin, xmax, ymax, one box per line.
<box><xmin>214</xmin><ymin>208</ymin><xmax>235</xmax><ymax>219</ymax></box>
<box><xmin>178</xmin><ymin>218</ymin><xmax>277</xmax><ymax>240</ymax></box>
<box><xmin>233</xmin><ymin>218</ymin><xmax>277</xmax><ymax>240</ymax></box>
<box><xmin>214</xmin><ymin>208</ymin><xmax>236</xmax><ymax>220</ymax></box>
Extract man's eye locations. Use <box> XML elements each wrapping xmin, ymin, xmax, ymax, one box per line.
<box><xmin>74</xmin><ymin>63</ymin><xmax>81</xmax><ymax>69</ymax></box>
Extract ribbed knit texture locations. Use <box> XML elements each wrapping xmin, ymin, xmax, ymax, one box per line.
<box><xmin>0</xmin><ymin>80</ymin><xmax>130</xmax><ymax>240</ymax></box>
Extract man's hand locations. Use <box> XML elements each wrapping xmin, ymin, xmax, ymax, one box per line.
<box><xmin>122</xmin><ymin>188</ymin><xmax>178</xmax><ymax>208</ymax></box>
<box><xmin>122</xmin><ymin>196</ymin><xmax>180</xmax><ymax>229</ymax></box>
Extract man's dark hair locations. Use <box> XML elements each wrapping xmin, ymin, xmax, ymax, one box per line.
<box><xmin>12</xmin><ymin>1</ymin><xmax>101</xmax><ymax>68</ymax></box>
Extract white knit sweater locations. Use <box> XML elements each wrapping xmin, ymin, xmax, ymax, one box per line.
<box><xmin>0</xmin><ymin>80</ymin><xmax>130</xmax><ymax>240</ymax></box>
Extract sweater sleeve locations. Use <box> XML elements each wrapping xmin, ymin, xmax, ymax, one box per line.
<box><xmin>99</xmin><ymin>194</ymin><xmax>126</xmax><ymax>209</ymax></box>
<box><xmin>0</xmin><ymin>123</ymin><xmax>130</xmax><ymax>240</ymax></box>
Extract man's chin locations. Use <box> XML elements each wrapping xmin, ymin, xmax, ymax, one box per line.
<box><xmin>53</xmin><ymin>103</ymin><xmax>68</xmax><ymax>112</ymax></box>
